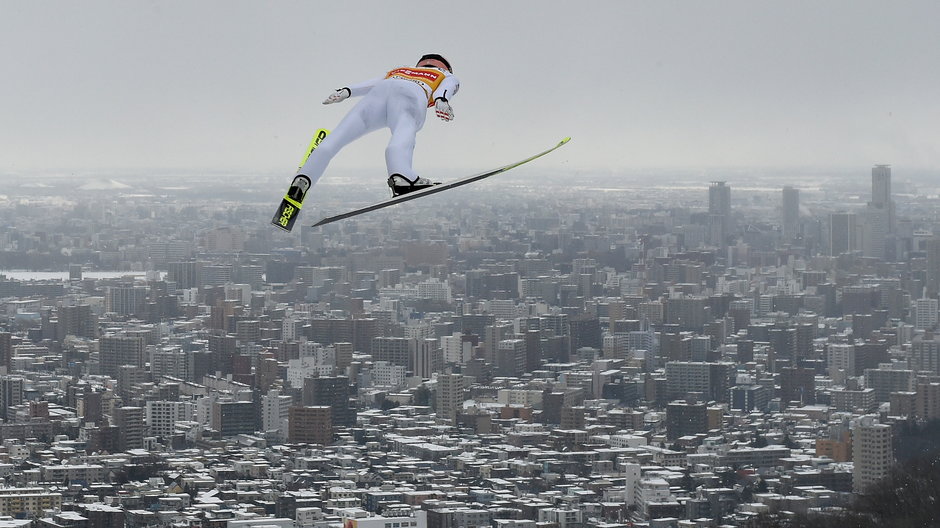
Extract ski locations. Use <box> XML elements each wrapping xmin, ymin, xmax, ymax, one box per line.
<box><xmin>310</xmin><ymin>137</ymin><xmax>571</xmax><ymax>227</ymax></box>
<box><xmin>271</xmin><ymin>128</ymin><xmax>330</xmax><ymax>232</ymax></box>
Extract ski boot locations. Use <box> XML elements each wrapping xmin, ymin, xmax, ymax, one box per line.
<box><xmin>387</xmin><ymin>174</ymin><xmax>439</xmax><ymax>197</ymax></box>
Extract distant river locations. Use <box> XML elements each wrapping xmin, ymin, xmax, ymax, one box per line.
<box><xmin>0</xmin><ymin>271</ymin><xmax>155</xmax><ymax>281</ymax></box>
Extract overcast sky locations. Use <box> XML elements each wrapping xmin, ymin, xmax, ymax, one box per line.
<box><xmin>2</xmin><ymin>1</ymin><xmax>939</xmax><ymax>177</ymax></box>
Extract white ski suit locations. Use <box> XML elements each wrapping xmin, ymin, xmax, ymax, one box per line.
<box><xmin>298</xmin><ymin>66</ymin><xmax>459</xmax><ymax>186</ymax></box>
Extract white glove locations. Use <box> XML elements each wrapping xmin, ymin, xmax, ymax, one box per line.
<box><xmin>434</xmin><ymin>97</ymin><xmax>454</xmax><ymax>122</ymax></box>
<box><xmin>323</xmin><ymin>88</ymin><xmax>350</xmax><ymax>105</ymax></box>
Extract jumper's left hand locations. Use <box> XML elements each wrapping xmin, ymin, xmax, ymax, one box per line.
<box><xmin>434</xmin><ymin>98</ymin><xmax>454</xmax><ymax>122</ymax></box>
<box><xmin>323</xmin><ymin>88</ymin><xmax>351</xmax><ymax>105</ymax></box>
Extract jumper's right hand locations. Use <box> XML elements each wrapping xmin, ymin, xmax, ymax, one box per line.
<box><xmin>323</xmin><ymin>88</ymin><xmax>351</xmax><ymax>104</ymax></box>
<box><xmin>434</xmin><ymin>97</ymin><xmax>454</xmax><ymax>122</ymax></box>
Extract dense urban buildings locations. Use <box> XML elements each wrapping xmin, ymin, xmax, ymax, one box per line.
<box><xmin>0</xmin><ymin>163</ymin><xmax>938</xmax><ymax>527</ymax></box>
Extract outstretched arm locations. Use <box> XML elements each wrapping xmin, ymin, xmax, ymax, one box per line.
<box><xmin>322</xmin><ymin>77</ymin><xmax>383</xmax><ymax>104</ymax></box>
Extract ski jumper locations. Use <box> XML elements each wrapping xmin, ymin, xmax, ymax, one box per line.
<box><xmin>298</xmin><ymin>66</ymin><xmax>459</xmax><ymax>186</ymax></box>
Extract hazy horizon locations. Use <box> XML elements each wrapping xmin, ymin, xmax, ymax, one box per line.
<box><xmin>3</xmin><ymin>1</ymin><xmax>940</xmax><ymax>175</ymax></box>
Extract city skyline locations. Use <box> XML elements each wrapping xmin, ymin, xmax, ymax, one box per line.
<box><xmin>0</xmin><ymin>153</ymin><xmax>939</xmax><ymax>525</ymax></box>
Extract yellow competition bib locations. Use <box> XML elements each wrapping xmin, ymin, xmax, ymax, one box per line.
<box><xmin>385</xmin><ymin>67</ymin><xmax>445</xmax><ymax>106</ymax></box>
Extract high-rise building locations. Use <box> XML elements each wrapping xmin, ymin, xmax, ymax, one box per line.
<box><xmin>656</xmin><ymin>325</ymin><xmax>684</xmax><ymax>364</ymax></box>
<box><xmin>709</xmin><ymin>181</ymin><xmax>731</xmax><ymax>218</ymax></box>
<box><xmin>372</xmin><ymin>361</ymin><xmax>407</xmax><ymax>387</ymax></box>
<box><xmin>379</xmin><ymin>269</ymin><xmax>402</xmax><ymax>288</ymax></box>
<box><xmin>494</xmin><ymin>339</ymin><xmax>526</xmax><ymax>378</ymax></box>
<box><xmin>145</xmin><ymin>400</ymin><xmax>194</xmax><ymax>439</ymax></box>
<box><xmin>105</xmin><ymin>285</ymin><xmax>148</xmax><ymax>316</ymax></box>
<box><xmin>441</xmin><ymin>334</ymin><xmax>472</xmax><ymax>365</ymax></box>
<box><xmin>99</xmin><ymin>334</ymin><xmax>146</xmax><ymax>377</ymax></box>
<box><xmin>910</xmin><ymin>332</ymin><xmax>940</xmax><ymax>374</ymax></box>
<box><xmin>779</xmin><ymin>365</ymin><xmax>816</xmax><ymax>405</ymax></box>
<box><xmin>333</xmin><ymin>342</ymin><xmax>353</xmax><ymax>370</ymax></box>
<box><xmin>288</xmin><ymin>405</ymin><xmax>332</xmax><ymax>445</ymax></box>
<box><xmin>768</xmin><ymin>325</ymin><xmax>797</xmax><ymax>365</ymax></box>
<box><xmin>208</xmin><ymin>298</ymin><xmax>241</xmax><ymax>332</ymax></box>
<box><xmin>208</xmin><ymin>334</ymin><xmax>238</xmax><ymax>374</ymax></box>
<box><xmin>282</xmin><ymin>315</ymin><xmax>305</xmax><ymax>342</ymax></box>
<box><xmin>914</xmin><ymin>297</ymin><xmax>939</xmax><ymax>330</ymax></box>
<box><xmin>827</xmin><ymin>343</ymin><xmax>856</xmax><ymax>384</ymax></box>
<box><xmin>729</xmin><ymin>384</ymin><xmax>773</xmax><ymax>412</ymax></box>
<box><xmin>235</xmin><ymin>319</ymin><xmax>261</xmax><ymax>343</ymax></box>
<box><xmin>436</xmin><ymin>371</ymin><xmax>472</xmax><ymax>424</ymax></box>
<box><xmin>666</xmin><ymin>400</ymin><xmax>708</xmax><ymax>440</ymax></box>
<box><xmin>871</xmin><ymin>165</ymin><xmax>891</xmax><ymax>207</ymax></box>
<box><xmin>664</xmin><ymin>361</ymin><xmax>734</xmax><ymax>403</ymax></box>
<box><xmin>235</xmin><ymin>264</ymin><xmax>264</xmax><ymax>289</ymax></box>
<box><xmin>261</xmin><ymin>389</ymin><xmax>294</xmax><ymax>440</ymax></box>
<box><xmin>865</xmin><ymin>367</ymin><xmax>913</xmax><ymax>403</ymax></box>
<box><xmin>202</xmin><ymin>264</ymin><xmax>235</xmax><ymax>287</ymax></box>
<box><xmin>926</xmin><ymin>238</ymin><xmax>940</xmax><ymax>298</ymax></box>
<box><xmin>56</xmin><ymin>304</ymin><xmax>96</xmax><ymax>340</ymax></box>
<box><xmin>0</xmin><ymin>332</ymin><xmax>12</xmax><ymax>373</ymax></box>
<box><xmin>871</xmin><ymin>164</ymin><xmax>895</xmax><ymax>233</ymax></box>
<box><xmin>116</xmin><ymin>365</ymin><xmax>148</xmax><ymax>400</ymax></box>
<box><xmin>113</xmin><ymin>406</ymin><xmax>145</xmax><ymax>451</ymax></box>
<box><xmin>856</xmin><ymin>341</ymin><xmax>889</xmax><ymax>373</ymax></box>
<box><xmin>410</xmin><ymin>338</ymin><xmax>443</xmax><ymax>379</ymax></box>
<box><xmin>77</xmin><ymin>389</ymin><xmax>104</xmax><ymax>426</ymax></box>
<box><xmin>150</xmin><ymin>346</ymin><xmax>190</xmax><ymax>380</ymax></box>
<box><xmin>524</xmin><ymin>329</ymin><xmax>542</xmax><ymax>372</ymax></box>
<box><xmin>483</xmin><ymin>323</ymin><xmax>514</xmax><ymax>365</ymax></box>
<box><xmin>795</xmin><ymin>323</ymin><xmax>815</xmax><ymax>361</ymax></box>
<box><xmin>852</xmin><ymin>416</ymin><xmax>892</xmax><ymax>493</ymax></box>
<box><xmin>210</xmin><ymin>400</ymin><xmax>257</xmax><ymax>437</ymax></box>
<box><xmin>863</xmin><ymin>165</ymin><xmax>895</xmax><ymax>260</ymax></box>
<box><xmin>352</xmin><ymin>318</ymin><xmax>378</xmax><ymax>355</ymax></box>
<box><xmin>605</xmin><ymin>333</ymin><xmax>631</xmax><ymax>360</ymax></box>
<box><xmin>829</xmin><ymin>212</ymin><xmax>857</xmax><ymax>256</ymax></box>
<box><xmin>782</xmin><ymin>186</ymin><xmax>800</xmax><ymax>239</ymax></box>
<box><xmin>302</xmin><ymin>376</ymin><xmax>353</xmax><ymax>427</ymax></box>
<box><xmin>372</xmin><ymin>337</ymin><xmax>410</xmax><ymax>368</ymax></box>
<box><xmin>540</xmin><ymin>313</ymin><xmax>571</xmax><ymax>339</ymax></box>
<box><xmin>708</xmin><ymin>181</ymin><xmax>732</xmax><ymax>246</ymax></box>
<box><xmin>664</xmin><ymin>296</ymin><xmax>710</xmax><ymax>332</ymax></box>
<box><xmin>570</xmin><ymin>313</ymin><xmax>602</xmax><ymax>350</ymax></box>
<box><xmin>861</xmin><ymin>208</ymin><xmax>889</xmax><ymax>259</ymax></box>
<box><xmin>461</xmin><ymin>313</ymin><xmax>496</xmax><ymax>338</ymax></box>
<box><xmin>831</xmin><ymin>388</ymin><xmax>877</xmax><ymax>413</ymax></box>
<box><xmin>0</xmin><ymin>376</ymin><xmax>25</xmax><ymax>421</ymax></box>
<box><xmin>167</xmin><ymin>260</ymin><xmax>200</xmax><ymax>289</ymax></box>
<box><xmin>914</xmin><ymin>382</ymin><xmax>940</xmax><ymax>421</ymax></box>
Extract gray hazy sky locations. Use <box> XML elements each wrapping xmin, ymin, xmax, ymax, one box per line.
<box><xmin>2</xmin><ymin>0</ymin><xmax>939</xmax><ymax>176</ymax></box>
